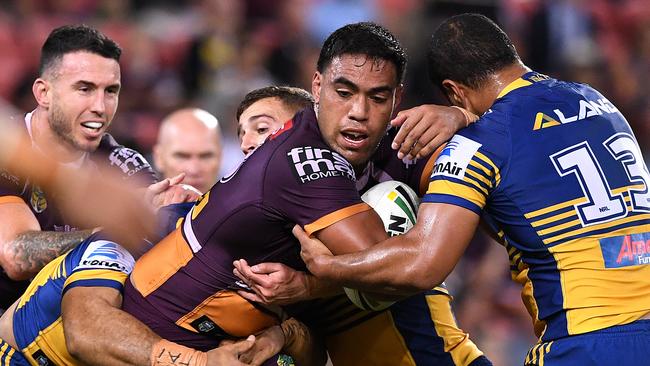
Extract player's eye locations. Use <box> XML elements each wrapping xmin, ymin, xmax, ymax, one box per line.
<box><xmin>371</xmin><ymin>96</ymin><xmax>388</xmax><ymax>104</ymax></box>
<box><xmin>257</xmin><ymin>127</ymin><xmax>269</xmax><ymax>134</ymax></box>
<box><xmin>336</xmin><ymin>90</ymin><xmax>352</xmax><ymax>98</ymax></box>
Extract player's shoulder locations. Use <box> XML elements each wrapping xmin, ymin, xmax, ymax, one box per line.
<box><xmin>93</xmin><ymin>133</ymin><xmax>157</xmax><ymax>185</ymax></box>
<box><xmin>69</xmin><ymin>233</ymin><xmax>135</xmax><ymax>275</ymax></box>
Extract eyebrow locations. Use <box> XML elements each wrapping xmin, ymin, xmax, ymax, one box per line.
<box><xmin>249</xmin><ymin>114</ymin><xmax>276</xmax><ymax>122</ymax></box>
<box><xmin>333</xmin><ymin>76</ymin><xmax>393</xmax><ymax>94</ymax></box>
<box><xmin>74</xmin><ymin>80</ymin><xmax>121</xmax><ymax>90</ymax></box>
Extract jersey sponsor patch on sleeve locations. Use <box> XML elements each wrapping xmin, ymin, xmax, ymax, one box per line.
<box><xmin>286</xmin><ymin>146</ymin><xmax>356</xmax><ymax>184</ymax></box>
<box><xmin>431</xmin><ymin>135</ymin><xmax>482</xmax><ymax>179</ymax></box>
<box><xmin>76</xmin><ymin>240</ymin><xmax>135</xmax><ymax>274</ymax></box>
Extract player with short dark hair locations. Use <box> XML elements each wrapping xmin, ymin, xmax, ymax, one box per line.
<box><xmin>39</xmin><ymin>24</ymin><xmax>122</xmax><ymax>76</ymax></box>
<box><xmin>0</xmin><ymin>24</ymin><xmax>158</xmax><ymax>310</ymax></box>
<box><xmin>121</xmin><ymin>21</ymin><xmax>415</xmax><ymax>366</ymax></box>
<box><xmin>298</xmin><ymin>13</ymin><xmax>650</xmax><ymax>366</ymax></box>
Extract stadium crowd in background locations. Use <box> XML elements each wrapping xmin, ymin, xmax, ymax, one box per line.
<box><xmin>0</xmin><ymin>1</ymin><xmax>647</xmax><ymax>365</ymax></box>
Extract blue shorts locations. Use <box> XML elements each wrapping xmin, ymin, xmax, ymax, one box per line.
<box><xmin>525</xmin><ymin>320</ymin><xmax>650</xmax><ymax>366</ymax></box>
<box><xmin>0</xmin><ymin>338</ymin><xmax>28</xmax><ymax>366</ymax></box>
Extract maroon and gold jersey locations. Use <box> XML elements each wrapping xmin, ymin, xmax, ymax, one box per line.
<box><xmin>0</xmin><ymin>113</ymin><xmax>157</xmax><ymax>310</ymax></box>
<box><xmin>123</xmin><ymin>108</ymin><xmax>371</xmax><ymax>350</ymax></box>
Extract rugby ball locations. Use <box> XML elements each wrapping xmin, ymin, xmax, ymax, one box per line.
<box><xmin>344</xmin><ymin>181</ymin><xmax>420</xmax><ymax>311</ymax></box>
<box><xmin>361</xmin><ymin>180</ymin><xmax>419</xmax><ymax>237</ymax></box>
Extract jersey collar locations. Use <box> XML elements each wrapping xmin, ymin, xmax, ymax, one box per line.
<box><xmin>496</xmin><ymin>71</ymin><xmax>548</xmax><ymax>99</ymax></box>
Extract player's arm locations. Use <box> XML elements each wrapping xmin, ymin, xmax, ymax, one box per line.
<box><xmin>297</xmin><ymin>202</ymin><xmax>480</xmax><ymax>295</ymax></box>
<box><xmin>0</xmin><ymin>201</ymin><xmax>91</xmax><ymax>280</ymax></box>
<box><xmin>62</xmin><ymin>286</ymin><xmax>255</xmax><ymax>366</ymax></box>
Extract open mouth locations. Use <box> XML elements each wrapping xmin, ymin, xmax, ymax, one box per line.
<box><xmin>81</xmin><ymin>121</ymin><xmax>104</xmax><ymax>132</ymax></box>
<box><xmin>342</xmin><ymin>131</ymin><xmax>368</xmax><ymax>143</ymax></box>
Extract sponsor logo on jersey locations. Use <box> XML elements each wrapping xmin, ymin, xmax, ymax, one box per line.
<box><xmin>77</xmin><ymin>240</ymin><xmax>134</xmax><ymax>273</ymax></box>
<box><xmin>599</xmin><ymin>232</ymin><xmax>650</xmax><ymax>268</ymax></box>
<box><xmin>431</xmin><ymin>135</ymin><xmax>482</xmax><ymax>179</ymax></box>
<box><xmin>30</xmin><ymin>185</ymin><xmax>47</xmax><ymax>213</ymax></box>
<box><xmin>534</xmin><ymin>97</ymin><xmax>619</xmax><ymax>130</ymax></box>
<box><xmin>108</xmin><ymin>148</ymin><xmax>150</xmax><ymax>177</ymax></box>
<box><xmin>287</xmin><ymin>146</ymin><xmax>355</xmax><ymax>183</ymax></box>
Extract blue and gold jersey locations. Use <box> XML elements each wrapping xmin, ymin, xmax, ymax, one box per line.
<box><xmin>11</xmin><ymin>234</ymin><xmax>134</xmax><ymax>365</ymax></box>
<box><xmin>424</xmin><ymin>71</ymin><xmax>650</xmax><ymax>342</ymax></box>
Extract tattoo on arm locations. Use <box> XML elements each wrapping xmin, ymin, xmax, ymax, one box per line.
<box><xmin>9</xmin><ymin>230</ymin><xmax>92</xmax><ymax>275</ymax></box>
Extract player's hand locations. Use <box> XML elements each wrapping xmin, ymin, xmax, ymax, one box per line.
<box><xmin>207</xmin><ymin>335</ymin><xmax>256</xmax><ymax>366</ymax></box>
<box><xmin>233</xmin><ymin>259</ymin><xmax>311</xmax><ymax>305</ymax></box>
<box><xmin>292</xmin><ymin>225</ymin><xmax>333</xmax><ymax>278</ymax></box>
<box><xmin>145</xmin><ymin>173</ymin><xmax>201</xmax><ymax>209</ymax></box>
<box><xmin>237</xmin><ymin>326</ymin><xmax>284</xmax><ymax>366</ymax></box>
<box><xmin>390</xmin><ymin>104</ymin><xmax>474</xmax><ymax>160</ymax></box>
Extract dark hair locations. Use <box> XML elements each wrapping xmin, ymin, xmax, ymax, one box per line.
<box><xmin>427</xmin><ymin>13</ymin><xmax>520</xmax><ymax>90</ymax></box>
<box><xmin>236</xmin><ymin>86</ymin><xmax>314</xmax><ymax>121</ymax></box>
<box><xmin>317</xmin><ymin>22</ymin><xmax>407</xmax><ymax>84</ymax></box>
<box><xmin>39</xmin><ymin>24</ymin><xmax>122</xmax><ymax>76</ymax></box>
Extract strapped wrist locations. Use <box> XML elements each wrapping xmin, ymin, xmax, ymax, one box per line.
<box><xmin>450</xmin><ymin>106</ymin><xmax>479</xmax><ymax>127</ymax></box>
<box><xmin>150</xmin><ymin>339</ymin><xmax>207</xmax><ymax>366</ymax></box>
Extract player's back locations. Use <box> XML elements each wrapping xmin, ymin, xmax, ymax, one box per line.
<box><xmin>123</xmin><ymin>109</ymin><xmax>367</xmax><ymax>351</ymax></box>
<box><xmin>427</xmin><ymin>71</ymin><xmax>650</xmax><ymax>341</ymax></box>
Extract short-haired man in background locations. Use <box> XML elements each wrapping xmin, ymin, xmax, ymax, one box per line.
<box><xmin>154</xmin><ymin>108</ymin><xmax>222</xmax><ymax>194</ymax></box>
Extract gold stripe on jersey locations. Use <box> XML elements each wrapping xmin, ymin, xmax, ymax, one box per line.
<box><xmin>511</xmin><ymin>264</ymin><xmax>547</xmax><ymax>338</ymax></box>
<box><xmin>17</xmin><ymin>255</ymin><xmax>67</xmax><ymax>310</ymax></box>
<box><xmin>425</xmin><ymin>294</ymin><xmax>485</xmax><ymax>365</ymax></box>
<box><xmin>463</xmin><ymin>175</ymin><xmax>489</xmax><ymax>196</ymax></box>
<box><xmin>63</xmin><ymin>268</ymin><xmax>127</xmax><ymax>289</ymax></box>
<box><xmin>548</xmin><ymin>224</ymin><xmax>650</xmax><ymax>336</ymax></box>
<box><xmin>304</xmin><ymin>203</ymin><xmax>372</xmax><ymax>236</ymax></box>
<box><xmin>22</xmin><ymin>317</ymin><xmax>73</xmax><ymax>365</ymax></box>
<box><xmin>530</xmin><ymin>210</ymin><xmax>577</xmax><ymax>228</ymax></box>
<box><xmin>131</xmin><ymin>229</ymin><xmax>194</xmax><ymax>297</ymax></box>
<box><xmin>536</xmin><ymin>219</ymin><xmax>582</xmax><ymax>237</ymax></box>
<box><xmin>497</xmin><ymin>78</ymin><xmax>533</xmax><ymax>99</ymax></box>
<box><xmin>525</xmin><ymin>184</ymin><xmax>644</xmax><ymax>220</ymax></box>
<box><xmin>464</xmin><ymin>166</ymin><xmax>492</xmax><ymax>188</ymax></box>
<box><xmin>543</xmin><ymin>213</ymin><xmax>650</xmax><ymax>245</ymax></box>
<box><xmin>326</xmin><ymin>311</ymin><xmax>417</xmax><ymax>366</ymax></box>
<box><xmin>474</xmin><ymin>152</ymin><xmax>500</xmax><ymax>184</ymax></box>
<box><xmin>525</xmin><ymin>341</ymin><xmax>553</xmax><ymax>366</ymax></box>
<box><xmin>427</xmin><ymin>180</ymin><xmax>487</xmax><ymax>208</ymax></box>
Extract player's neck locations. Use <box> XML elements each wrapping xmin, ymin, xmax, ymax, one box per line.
<box><xmin>486</xmin><ymin>62</ymin><xmax>531</xmax><ymax>101</ymax></box>
<box><xmin>30</xmin><ymin>108</ymin><xmax>85</xmax><ymax>163</ymax></box>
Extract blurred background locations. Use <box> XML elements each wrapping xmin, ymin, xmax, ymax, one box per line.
<box><xmin>0</xmin><ymin>0</ymin><xmax>647</xmax><ymax>364</ymax></box>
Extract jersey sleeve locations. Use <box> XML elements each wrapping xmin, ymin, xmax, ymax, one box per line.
<box><xmin>95</xmin><ymin>134</ymin><xmax>159</xmax><ymax>186</ymax></box>
<box><xmin>422</xmin><ymin>114</ymin><xmax>510</xmax><ymax>214</ymax></box>
<box><xmin>265</xmin><ymin>145</ymin><xmax>371</xmax><ymax>236</ymax></box>
<box><xmin>63</xmin><ymin>239</ymin><xmax>135</xmax><ymax>294</ymax></box>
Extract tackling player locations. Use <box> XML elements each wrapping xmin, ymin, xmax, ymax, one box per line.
<box><xmin>0</xmin><ymin>202</ymin><xmax>262</xmax><ymax>366</ymax></box>
<box><xmin>297</xmin><ymin>14</ymin><xmax>650</xmax><ymax>366</ymax></box>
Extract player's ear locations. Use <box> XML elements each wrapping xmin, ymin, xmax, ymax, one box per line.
<box><xmin>311</xmin><ymin>72</ymin><xmax>322</xmax><ymax>104</ymax></box>
<box><xmin>441</xmin><ymin>79</ymin><xmax>467</xmax><ymax>108</ymax></box>
<box><xmin>32</xmin><ymin>78</ymin><xmax>50</xmax><ymax>108</ymax></box>
<box><xmin>152</xmin><ymin>144</ymin><xmax>164</xmax><ymax>173</ymax></box>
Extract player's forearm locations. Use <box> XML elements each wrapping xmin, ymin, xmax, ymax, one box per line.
<box><xmin>69</xmin><ymin>304</ymin><xmax>159</xmax><ymax>366</ymax></box>
<box><xmin>3</xmin><ymin>230</ymin><xmax>92</xmax><ymax>280</ymax></box>
<box><xmin>304</xmin><ymin>272</ymin><xmax>343</xmax><ymax>299</ymax></box>
<box><xmin>317</xmin><ymin>232</ymin><xmax>437</xmax><ymax>296</ymax></box>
